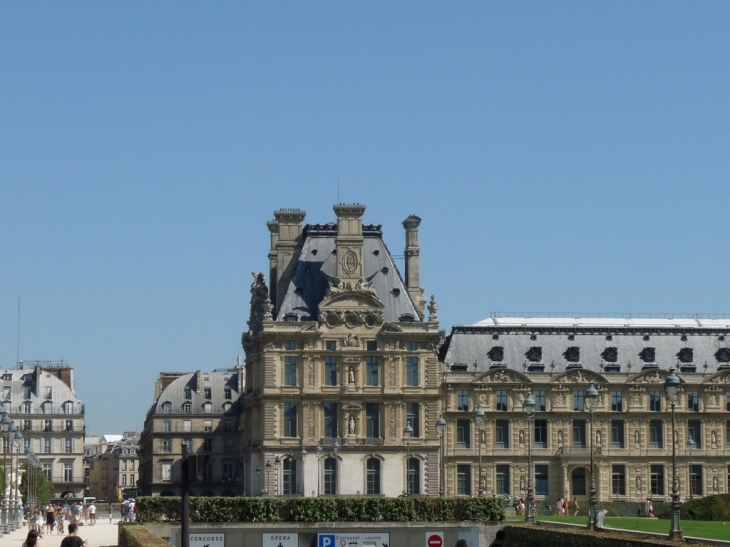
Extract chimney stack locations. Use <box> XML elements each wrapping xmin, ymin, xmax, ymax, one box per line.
<box><xmin>334</xmin><ymin>203</ymin><xmax>366</xmax><ymax>281</ymax></box>
<box><xmin>403</xmin><ymin>215</ymin><xmax>427</xmax><ymax>316</ymax></box>
<box><xmin>272</xmin><ymin>209</ymin><xmax>306</xmax><ymax>312</ymax></box>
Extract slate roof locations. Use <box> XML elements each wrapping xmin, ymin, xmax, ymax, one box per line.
<box><xmin>443</xmin><ymin>317</ymin><xmax>730</xmax><ymax>375</ymax></box>
<box><xmin>275</xmin><ymin>224</ymin><xmax>421</xmax><ymax>323</ymax></box>
<box><xmin>151</xmin><ymin>369</ymin><xmax>241</xmax><ymax>415</ymax></box>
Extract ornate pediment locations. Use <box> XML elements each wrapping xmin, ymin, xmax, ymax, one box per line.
<box><xmin>475</xmin><ymin>369</ymin><xmax>531</xmax><ymax>385</ymax></box>
<box><xmin>318</xmin><ymin>276</ymin><xmax>385</xmax><ymax>329</ymax></box>
<box><xmin>629</xmin><ymin>368</ymin><xmax>681</xmax><ymax>384</ymax></box>
<box><xmin>552</xmin><ymin>369</ymin><xmax>607</xmax><ymax>385</ymax></box>
<box><xmin>704</xmin><ymin>371</ymin><xmax>730</xmax><ymax>385</ymax></box>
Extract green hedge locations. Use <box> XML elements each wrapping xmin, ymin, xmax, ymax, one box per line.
<box><xmin>137</xmin><ymin>496</ymin><xmax>504</xmax><ymax>524</ymax></box>
<box><xmin>656</xmin><ymin>494</ymin><xmax>730</xmax><ymax>521</ymax></box>
<box><xmin>119</xmin><ymin>523</ymin><xmax>173</xmax><ymax>547</ymax></box>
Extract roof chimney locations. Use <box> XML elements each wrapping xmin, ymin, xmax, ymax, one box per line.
<box><xmin>272</xmin><ymin>209</ymin><xmax>306</xmax><ymax>311</ymax></box>
<box><xmin>403</xmin><ymin>215</ymin><xmax>427</xmax><ymax>316</ymax></box>
<box><xmin>333</xmin><ymin>203</ymin><xmax>366</xmax><ymax>281</ymax></box>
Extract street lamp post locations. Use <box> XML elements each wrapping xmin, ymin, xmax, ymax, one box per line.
<box><xmin>300</xmin><ymin>447</ymin><xmax>307</xmax><ymax>496</ymax></box>
<box><xmin>474</xmin><ymin>404</ymin><xmax>485</xmax><ymax>496</ymax></box>
<box><xmin>585</xmin><ymin>382</ymin><xmax>599</xmax><ymax>531</ymax></box>
<box><xmin>255</xmin><ymin>465</ymin><xmax>261</xmax><ymax>496</ymax></box>
<box><xmin>687</xmin><ymin>436</ymin><xmax>695</xmax><ymax>501</ymax></box>
<box><xmin>436</xmin><ymin>414</ymin><xmax>446</xmax><ymax>497</ymax></box>
<box><xmin>12</xmin><ymin>429</ymin><xmax>22</xmax><ymax>530</ymax></box>
<box><xmin>665</xmin><ymin>368</ymin><xmax>683</xmax><ymax>541</ymax></box>
<box><xmin>0</xmin><ymin>414</ymin><xmax>14</xmax><ymax>535</ymax></box>
<box><xmin>522</xmin><ymin>391</ymin><xmax>536</xmax><ymax>524</ymax></box>
<box><xmin>264</xmin><ymin>461</ymin><xmax>272</xmax><ymax>497</ymax></box>
<box><xmin>403</xmin><ymin>422</ymin><xmax>413</xmax><ymax>496</ymax></box>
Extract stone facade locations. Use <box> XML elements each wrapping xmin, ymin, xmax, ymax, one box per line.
<box><xmin>138</xmin><ymin>369</ymin><xmax>244</xmax><ymax>496</ymax></box>
<box><xmin>440</xmin><ymin>319</ymin><xmax>730</xmax><ymax>504</ymax></box>
<box><xmin>1</xmin><ymin>362</ymin><xmax>86</xmax><ymax>499</ymax></box>
<box><xmin>87</xmin><ymin>433</ymin><xmax>140</xmax><ymax>500</ymax></box>
<box><xmin>240</xmin><ymin>204</ymin><xmax>442</xmax><ymax>497</ymax></box>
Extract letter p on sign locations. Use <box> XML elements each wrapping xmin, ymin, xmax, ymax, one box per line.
<box><xmin>426</xmin><ymin>532</ymin><xmax>444</xmax><ymax>547</ymax></box>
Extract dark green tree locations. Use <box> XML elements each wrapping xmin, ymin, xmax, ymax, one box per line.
<box><xmin>20</xmin><ymin>463</ymin><xmax>54</xmax><ymax>507</ymax></box>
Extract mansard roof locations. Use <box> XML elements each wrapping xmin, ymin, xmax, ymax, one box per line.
<box><xmin>150</xmin><ymin>369</ymin><xmax>241</xmax><ymax>416</ymax></box>
<box><xmin>443</xmin><ymin>316</ymin><xmax>730</xmax><ymax>375</ymax></box>
<box><xmin>275</xmin><ymin>224</ymin><xmax>421</xmax><ymax>323</ymax></box>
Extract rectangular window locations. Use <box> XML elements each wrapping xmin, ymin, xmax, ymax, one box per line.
<box><xmin>204</xmin><ymin>387</ymin><xmax>211</xmax><ymax>399</ymax></box>
<box><xmin>22</xmin><ymin>420</ymin><xmax>31</xmax><ymax>431</ymax></box>
<box><xmin>44</xmin><ymin>419</ymin><xmax>52</xmax><ymax>431</ymax></box>
<box><xmin>64</xmin><ymin>463</ymin><xmax>73</xmax><ymax>482</ymax></box>
<box><xmin>203</xmin><ymin>438</ymin><xmax>213</xmax><ymax>452</ymax></box>
<box><xmin>122</xmin><ymin>460</ymin><xmax>128</xmax><ymax>471</ymax></box>
<box><xmin>406</xmin><ymin>403</ymin><xmax>420</xmax><ymax>437</ymax></box>
<box><xmin>183</xmin><ymin>438</ymin><xmax>192</xmax><ymax>452</ymax></box>
<box><xmin>42</xmin><ymin>463</ymin><xmax>51</xmax><ymax>480</ymax></box>
<box><xmin>203</xmin><ymin>420</ymin><xmax>212</xmax><ymax>432</ymax></box>
<box><xmin>64</xmin><ymin>437</ymin><xmax>74</xmax><ymax>453</ymax></box>
<box><xmin>163</xmin><ymin>420</ymin><xmax>171</xmax><ymax>432</ymax></box>
<box><xmin>573</xmin><ymin>390</ymin><xmax>585</xmax><ymax>412</ymax></box>
<box><xmin>650</xmin><ymin>465</ymin><xmax>665</xmax><ymax>496</ymax></box>
<box><xmin>534</xmin><ymin>390</ymin><xmax>546</xmax><ymax>412</ymax></box>
<box><xmin>224</xmin><ymin>387</ymin><xmax>232</xmax><ymax>399</ymax></box>
<box><xmin>690</xmin><ymin>464</ymin><xmax>703</xmax><ymax>497</ymax></box>
<box><xmin>496</xmin><ymin>390</ymin><xmax>508</xmax><ymax>411</ymax></box>
<box><xmin>366</xmin><ymin>356</ymin><xmax>379</xmax><ymax>386</ymax></box>
<box><xmin>649</xmin><ymin>420</ymin><xmax>663</xmax><ymax>449</ymax></box>
<box><xmin>223</xmin><ymin>439</ymin><xmax>233</xmax><ymax>453</ymax></box>
<box><xmin>535</xmin><ymin>464</ymin><xmax>548</xmax><ymax>495</ymax></box>
<box><xmin>326</xmin><ymin>340</ymin><xmax>337</xmax><ymax>351</ymax></box>
<box><xmin>324</xmin><ymin>356</ymin><xmax>338</xmax><ymax>386</ymax></box>
<box><xmin>366</xmin><ymin>340</ymin><xmax>377</xmax><ymax>351</ymax></box>
<box><xmin>726</xmin><ymin>392</ymin><xmax>730</xmax><ymax>412</ymax></box>
<box><xmin>726</xmin><ymin>420</ymin><xmax>730</xmax><ymax>449</ymax></box>
<box><xmin>284</xmin><ymin>340</ymin><xmax>296</xmax><ymax>351</ymax></box>
<box><xmin>612</xmin><ymin>465</ymin><xmax>626</xmax><ymax>495</ymax></box>
<box><xmin>573</xmin><ymin>420</ymin><xmax>586</xmax><ymax>448</ymax></box>
<box><xmin>457</xmin><ymin>464</ymin><xmax>471</xmax><ymax>496</ymax></box>
<box><xmin>611</xmin><ymin>391</ymin><xmax>623</xmax><ymax>412</ymax></box>
<box><xmin>162</xmin><ymin>440</ymin><xmax>171</xmax><ymax>452</ymax></box>
<box><xmin>203</xmin><ymin>463</ymin><xmax>214</xmax><ymax>482</ymax></box>
<box><xmin>456</xmin><ymin>420</ymin><xmax>471</xmax><ymax>449</ymax></box>
<box><xmin>122</xmin><ymin>474</ymin><xmax>127</xmax><ymax>486</ymax></box>
<box><xmin>161</xmin><ymin>463</ymin><xmax>172</xmax><ymax>481</ymax></box>
<box><xmin>687</xmin><ymin>391</ymin><xmax>700</xmax><ymax>412</ymax></box>
<box><xmin>406</xmin><ymin>356</ymin><xmax>419</xmax><ymax>386</ymax></box>
<box><xmin>406</xmin><ymin>341</ymin><xmax>418</xmax><ymax>351</ymax></box>
<box><xmin>534</xmin><ymin>419</ymin><xmax>548</xmax><ymax>449</ymax></box>
<box><xmin>611</xmin><ymin>420</ymin><xmax>625</xmax><ymax>449</ymax></box>
<box><xmin>323</xmin><ymin>403</ymin><xmax>338</xmax><ymax>438</ymax></box>
<box><xmin>224</xmin><ymin>420</ymin><xmax>234</xmax><ymax>432</ymax></box>
<box><xmin>650</xmin><ymin>390</ymin><xmax>662</xmax><ymax>412</ymax></box>
<box><xmin>495</xmin><ymin>419</ymin><xmax>509</xmax><ymax>449</ymax></box>
<box><xmin>366</xmin><ymin>403</ymin><xmax>380</xmax><ymax>438</ymax></box>
<box><xmin>457</xmin><ymin>390</ymin><xmax>469</xmax><ymax>411</ymax></box>
<box><xmin>3</xmin><ymin>386</ymin><xmax>10</xmax><ymax>400</ymax></box>
<box><xmin>495</xmin><ymin>464</ymin><xmax>510</xmax><ymax>495</ymax></box>
<box><xmin>183</xmin><ymin>420</ymin><xmax>191</xmax><ymax>432</ymax></box>
<box><xmin>65</xmin><ymin>420</ymin><xmax>73</xmax><ymax>431</ymax></box>
<box><xmin>284</xmin><ymin>356</ymin><xmax>297</xmax><ymax>386</ymax></box>
<box><xmin>222</xmin><ymin>463</ymin><xmax>233</xmax><ymax>481</ymax></box>
<box><xmin>43</xmin><ymin>438</ymin><xmax>52</xmax><ymax>453</ymax></box>
<box><xmin>688</xmin><ymin>420</ymin><xmax>702</xmax><ymax>448</ymax></box>
<box><xmin>284</xmin><ymin>403</ymin><xmax>297</xmax><ymax>437</ymax></box>
<box><xmin>184</xmin><ymin>386</ymin><xmax>192</xmax><ymax>399</ymax></box>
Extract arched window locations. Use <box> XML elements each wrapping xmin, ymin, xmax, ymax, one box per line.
<box><xmin>182</xmin><ymin>402</ymin><xmax>192</xmax><ymax>414</ymax></box>
<box><xmin>407</xmin><ymin>457</ymin><xmax>420</xmax><ymax>495</ymax></box>
<box><xmin>366</xmin><ymin>458</ymin><xmax>381</xmax><ymax>495</ymax></box>
<box><xmin>283</xmin><ymin>457</ymin><xmax>297</xmax><ymax>495</ymax></box>
<box><xmin>324</xmin><ymin>457</ymin><xmax>338</xmax><ymax>495</ymax></box>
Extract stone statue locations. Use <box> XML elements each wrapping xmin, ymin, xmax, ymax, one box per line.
<box><xmin>596</xmin><ymin>430</ymin><xmax>602</xmax><ymax>447</ymax></box>
<box><xmin>557</xmin><ymin>430</ymin><xmax>564</xmax><ymax>454</ymax></box>
<box><xmin>519</xmin><ymin>430</ymin><xmax>524</xmax><ymax>445</ymax></box>
<box><xmin>713</xmin><ymin>476</ymin><xmax>719</xmax><ymax>492</ymax></box>
<box><xmin>349</xmin><ymin>415</ymin><xmax>356</xmax><ymax>435</ymax></box>
<box><xmin>711</xmin><ymin>430</ymin><xmax>717</xmax><ymax>445</ymax></box>
<box><xmin>480</xmin><ymin>429</ymin><xmax>486</xmax><ymax>444</ymax></box>
<box><xmin>636</xmin><ymin>476</ymin><xmax>642</xmax><ymax>494</ymax></box>
<box><xmin>635</xmin><ymin>430</ymin><xmax>640</xmax><ymax>446</ymax></box>
<box><xmin>348</xmin><ymin>367</ymin><xmax>355</xmax><ymax>385</ymax></box>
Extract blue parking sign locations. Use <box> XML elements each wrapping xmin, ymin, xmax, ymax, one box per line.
<box><xmin>318</xmin><ymin>534</ymin><xmax>336</xmax><ymax>547</ymax></box>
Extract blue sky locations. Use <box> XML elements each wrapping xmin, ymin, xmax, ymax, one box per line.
<box><xmin>2</xmin><ymin>2</ymin><xmax>730</xmax><ymax>435</ymax></box>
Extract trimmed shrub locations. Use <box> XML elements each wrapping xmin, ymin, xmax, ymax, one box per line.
<box><xmin>136</xmin><ymin>496</ymin><xmax>504</xmax><ymax>524</ymax></box>
<box><xmin>120</xmin><ymin>523</ymin><xmax>174</xmax><ymax>547</ymax></box>
<box><xmin>656</xmin><ymin>494</ymin><xmax>730</xmax><ymax>521</ymax></box>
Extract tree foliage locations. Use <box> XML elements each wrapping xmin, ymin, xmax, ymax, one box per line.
<box><xmin>20</xmin><ymin>463</ymin><xmax>54</xmax><ymax>507</ymax></box>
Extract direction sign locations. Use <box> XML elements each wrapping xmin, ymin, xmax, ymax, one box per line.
<box><xmin>318</xmin><ymin>532</ymin><xmax>390</xmax><ymax>547</ymax></box>
<box><xmin>189</xmin><ymin>533</ymin><xmax>225</xmax><ymax>547</ymax></box>
<box><xmin>262</xmin><ymin>532</ymin><xmax>298</xmax><ymax>547</ymax></box>
<box><xmin>426</xmin><ymin>532</ymin><xmax>444</xmax><ymax>547</ymax></box>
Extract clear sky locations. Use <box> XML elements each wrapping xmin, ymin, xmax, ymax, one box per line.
<box><xmin>2</xmin><ymin>2</ymin><xmax>730</xmax><ymax>435</ymax></box>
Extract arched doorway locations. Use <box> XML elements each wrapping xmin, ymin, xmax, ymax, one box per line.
<box><xmin>571</xmin><ymin>467</ymin><xmax>587</xmax><ymax>496</ymax></box>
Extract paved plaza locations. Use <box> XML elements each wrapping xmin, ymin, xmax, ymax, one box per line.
<box><xmin>1</xmin><ymin>519</ymin><xmax>120</xmax><ymax>547</ymax></box>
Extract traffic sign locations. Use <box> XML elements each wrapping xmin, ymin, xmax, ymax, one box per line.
<box><xmin>263</xmin><ymin>532</ymin><xmax>298</xmax><ymax>547</ymax></box>
<box><xmin>426</xmin><ymin>532</ymin><xmax>444</xmax><ymax>547</ymax></box>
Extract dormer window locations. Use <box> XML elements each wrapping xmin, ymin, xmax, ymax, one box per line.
<box><xmin>283</xmin><ymin>313</ymin><xmax>298</xmax><ymax>322</ymax></box>
<box><xmin>204</xmin><ymin>388</ymin><xmax>211</xmax><ymax>399</ymax></box>
<box><xmin>182</xmin><ymin>402</ymin><xmax>192</xmax><ymax>414</ymax></box>
<box><xmin>161</xmin><ymin>402</ymin><xmax>171</xmax><ymax>414</ymax></box>
<box><xmin>184</xmin><ymin>387</ymin><xmax>192</xmax><ymax>399</ymax></box>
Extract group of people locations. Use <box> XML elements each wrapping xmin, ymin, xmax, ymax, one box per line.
<box><xmin>23</xmin><ymin>501</ymin><xmax>100</xmax><ymax>536</ymax></box>
<box><xmin>22</xmin><ymin>523</ymin><xmax>87</xmax><ymax>547</ymax></box>
<box><xmin>513</xmin><ymin>497</ymin><xmax>537</xmax><ymax>516</ymax></box>
<box><xmin>120</xmin><ymin>498</ymin><xmax>137</xmax><ymax>522</ymax></box>
<box><xmin>555</xmin><ymin>496</ymin><xmax>580</xmax><ymax>516</ymax></box>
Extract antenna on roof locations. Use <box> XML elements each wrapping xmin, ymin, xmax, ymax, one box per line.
<box><xmin>16</xmin><ymin>297</ymin><xmax>20</xmax><ymax>369</ymax></box>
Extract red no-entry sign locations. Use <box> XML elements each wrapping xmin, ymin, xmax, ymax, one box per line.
<box><xmin>426</xmin><ymin>533</ymin><xmax>444</xmax><ymax>547</ymax></box>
